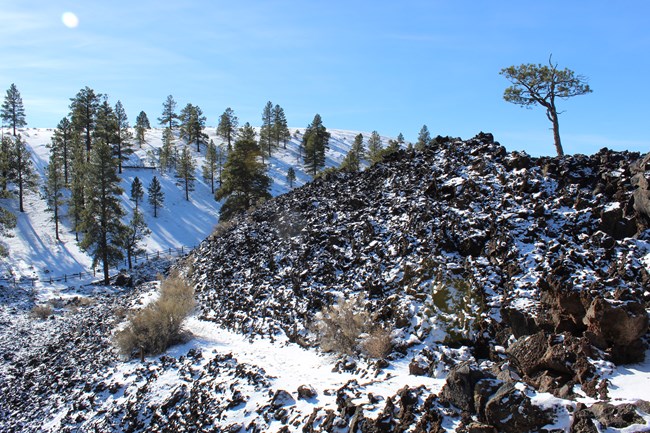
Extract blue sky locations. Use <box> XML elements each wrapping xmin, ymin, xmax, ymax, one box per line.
<box><xmin>1</xmin><ymin>0</ymin><xmax>648</xmax><ymax>156</ymax></box>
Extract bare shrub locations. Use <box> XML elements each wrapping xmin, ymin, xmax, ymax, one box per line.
<box><xmin>315</xmin><ymin>294</ymin><xmax>392</xmax><ymax>358</ymax></box>
<box><xmin>31</xmin><ymin>304</ymin><xmax>53</xmax><ymax>319</ymax></box>
<box><xmin>361</xmin><ymin>326</ymin><xmax>393</xmax><ymax>359</ymax></box>
<box><xmin>115</xmin><ymin>275</ymin><xmax>195</xmax><ymax>358</ymax></box>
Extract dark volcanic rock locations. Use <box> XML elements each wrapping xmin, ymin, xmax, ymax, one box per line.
<box><xmin>484</xmin><ymin>383</ymin><xmax>555</xmax><ymax>433</ymax></box>
<box><xmin>440</xmin><ymin>362</ymin><xmax>495</xmax><ymax>413</ymax></box>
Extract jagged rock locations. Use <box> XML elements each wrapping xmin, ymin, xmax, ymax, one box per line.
<box><xmin>440</xmin><ymin>362</ymin><xmax>494</xmax><ymax>413</ymax></box>
<box><xmin>584</xmin><ymin>297</ymin><xmax>649</xmax><ymax>363</ymax></box>
<box><xmin>271</xmin><ymin>389</ymin><xmax>295</xmax><ymax>409</ymax></box>
<box><xmin>501</xmin><ymin>307</ymin><xmax>538</xmax><ymax>338</ymax></box>
<box><xmin>297</xmin><ymin>385</ymin><xmax>317</xmax><ymax>400</ymax></box>
<box><xmin>409</xmin><ymin>357</ymin><xmax>429</xmax><ymax>376</ymax></box>
<box><xmin>113</xmin><ymin>272</ymin><xmax>133</xmax><ymax>287</ymax></box>
<box><xmin>507</xmin><ymin>332</ymin><xmax>548</xmax><ymax>376</ymax></box>
<box><xmin>582</xmin><ymin>402</ymin><xmax>646</xmax><ymax>429</ymax></box>
<box><xmin>484</xmin><ymin>383</ymin><xmax>554</xmax><ymax>433</ymax></box>
<box><xmin>466</xmin><ymin>422</ymin><xmax>498</xmax><ymax>433</ymax></box>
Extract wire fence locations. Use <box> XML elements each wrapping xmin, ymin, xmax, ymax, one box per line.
<box><xmin>0</xmin><ymin>245</ymin><xmax>195</xmax><ymax>288</ymax></box>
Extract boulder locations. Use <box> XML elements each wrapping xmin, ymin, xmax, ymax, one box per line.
<box><xmin>271</xmin><ymin>389</ymin><xmax>295</xmax><ymax>409</ymax></box>
<box><xmin>297</xmin><ymin>385</ymin><xmax>317</xmax><ymax>400</ymax></box>
<box><xmin>583</xmin><ymin>298</ymin><xmax>649</xmax><ymax>363</ymax></box>
<box><xmin>484</xmin><ymin>383</ymin><xmax>555</xmax><ymax>433</ymax></box>
<box><xmin>440</xmin><ymin>362</ymin><xmax>494</xmax><ymax>413</ymax></box>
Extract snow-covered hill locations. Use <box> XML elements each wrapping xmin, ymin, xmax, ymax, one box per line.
<box><xmin>2</xmin><ymin>131</ymin><xmax>650</xmax><ymax>432</ymax></box>
<box><xmin>0</xmin><ymin>126</ymin><xmax>389</xmax><ymax>297</ymax></box>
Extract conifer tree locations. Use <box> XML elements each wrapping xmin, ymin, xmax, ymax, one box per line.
<box><xmin>273</xmin><ymin>104</ymin><xmax>291</xmax><ymax>149</ymax></box>
<box><xmin>1</xmin><ymin>83</ymin><xmax>27</xmax><ymax>136</ymax></box>
<box><xmin>367</xmin><ymin>130</ymin><xmax>384</xmax><ymax>164</ymax></box>
<box><xmin>135</xmin><ymin>111</ymin><xmax>151</xmax><ymax>147</ymax></box>
<box><xmin>340</xmin><ymin>133</ymin><xmax>365</xmax><ymax>173</ymax></box>
<box><xmin>44</xmin><ymin>145</ymin><xmax>66</xmax><ymax>240</ymax></box>
<box><xmin>302</xmin><ymin>114</ymin><xmax>330</xmax><ymax>176</ymax></box>
<box><xmin>148</xmin><ymin>176</ymin><xmax>164</xmax><ymax>217</ymax></box>
<box><xmin>202</xmin><ymin>139</ymin><xmax>218</xmax><ymax>194</ymax></box>
<box><xmin>131</xmin><ymin>177</ymin><xmax>144</xmax><ymax>211</ymax></box>
<box><xmin>114</xmin><ymin>100</ymin><xmax>133</xmax><ymax>173</ymax></box>
<box><xmin>69</xmin><ymin>86</ymin><xmax>101</xmax><ymax>158</ymax></box>
<box><xmin>68</xmin><ymin>135</ymin><xmax>86</xmax><ymax>241</ymax></box>
<box><xmin>0</xmin><ymin>135</ymin><xmax>12</xmax><ymax>191</ymax></box>
<box><xmin>216</xmin><ymin>122</ymin><xmax>270</xmax><ymax>221</ymax></box>
<box><xmin>176</xmin><ymin>145</ymin><xmax>196</xmax><ymax>201</ymax></box>
<box><xmin>259</xmin><ymin>101</ymin><xmax>274</xmax><ymax>157</ymax></box>
<box><xmin>397</xmin><ymin>132</ymin><xmax>405</xmax><ymax>146</ymax></box>
<box><xmin>50</xmin><ymin>117</ymin><xmax>74</xmax><ymax>184</ymax></box>
<box><xmin>11</xmin><ymin>135</ymin><xmax>37</xmax><ymax>212</ymax></box>
<box><xmin>179</xmin><ymin>103</ymin><xmax>207</xmax><ymax>151</ymax></box>
<box><xmin>158</xmin><ymin>95</ymin><xmax>178</xmax><ymax>130</ymax></box>
<box><xmin>287</xmin><ymin>166</ymin><xmax>296</xmax><ymax>188</ymax></box>
<box><xmin>416</xmin><ymin>125</ymin><xmax>431</xmax><ymax>150</ymax></box>
<box><xmin>159</xmin><ymin>127</ymin><xmax>175</xmax><ymax>173</ymax></box>
<box><xmin>79</xmin><ymin>139</ymin><xmax>127</xmax><ymax>285</ymax></box>
<box><xmin>217</xmin><ymin>142</ymin><xmax>226</xmax><ymax>187</ymax></box>
<box><xmin>217</xmin><ymin>107</ymin><xmax>238</xmax><ymax>151</ymax></box>
<box><xmin>122</xmin><ymin>209</ymin><xmax>150</xmax><ymax>269</ymax></box>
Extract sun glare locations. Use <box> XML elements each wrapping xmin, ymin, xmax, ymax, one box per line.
<box><xmin>61</xmin><ymin>12</ymin><xmax>79</xmax><ymax>29</ymax></box>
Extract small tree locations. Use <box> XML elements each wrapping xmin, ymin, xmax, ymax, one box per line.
<box><xmin>69</xmin><ymin>86</ymin><xmax>101</xmax><ymax>158</ymax></box>
<box><xmin>148</xmin><ymin>176</ymin><xmax>164</xmax><ymax>217</ymax></box>
<box><xmin>416</xmin><ymin>125</ymin><xmax>431</xmax><ymax>150</ymax></box>
<box><xmin>340</xmin><ymin>133</ymin><xmax>364</xmax><ymax>173</ymax></box>
<box><xmin>202</xmin><ymin>139</ymin><xmax>218</xmax><ymax>194</ymax></box>
<box><xmin>273</xmin><ymin>104</ymin><xmax>291</xmax><ymax>149</ymax></box>
<box><xmin>259</xmin><ymin>101</ymin><xmax>275</xmax><ymax>157</ymax></box>
<box><xmin>500</xmin><ymin>56</ymin><xmax>592</xmax><ymax>156</ymax></box>
<box><xmin>1</xmin><ymin>83</ymin><xmax>27</xmax><ymax>136</ymax></box>
<box><xmin>122</xmin><ymin>209</ymin><xmax>150</xmax><ymax>269</ymax></box>
<box><xmin>367</xmin><ymin>130</ymin><xmax>383</xmax><ymax>164</ymax></box>
<box><xmin>130</xmin><ymin>177</ymin><xmax>144</xmax><ymax>211</ymax></box>
<box><xmin>287</xmin><ymin>166</ymin><xmax>296</xmax><ymax>188</ymax></box>
<box><xmin>158</xmin><ymin>94</ymin><xmax>178</xmax><ymax>130</ymax></box>
<box><xmin>44</xmin><ymin>145</ymin><xmax>66</xmax><ymax>240</ymax></box>
<box><xmin>11</xmin><ymin>135</ymin><xmax>37</xmax><ymax>212</ymax></box>
<box><xmin>159</xmin><ymin>127</ymin><xmax>175</xmax><ymax>173</ymax></box>
<box><xmin>217</xmin><ymin>107</ymin><xmax>238</xmax><ymax>151</ymax></box>
<box><xmin>50</xmin><ymin>117</ymin><xmax>74</xmax><ymax>184</ymax></box>
<box><xmin>114</xmin><ymin>100</ymin><xmax>133</xmax><ymax>173</ymax></box>
<box><xmin>176</xmin><ymin>146</ymin><xmax>196</xmax><ymax>201</ymax></box>
<box><xmin>135</xmin><ymin>111</ymin><xmax>150</xmax><ymax>147</ymax></box>
<box><xmin>302</xmin><ymin>114</ymin><xmax>330</xmax><ymax>176</ymax></box>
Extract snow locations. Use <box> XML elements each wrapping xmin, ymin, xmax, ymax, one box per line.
<box><xmin>606</xmin><ymin>349</ymin><xmax>650</xmax><ymax>403</ymax></box>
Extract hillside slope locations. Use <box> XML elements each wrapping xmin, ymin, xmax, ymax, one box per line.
<box><xmin>1</xmin><ymin>132</ymin><xmax>650</xmax><ymax>432</ymax></box>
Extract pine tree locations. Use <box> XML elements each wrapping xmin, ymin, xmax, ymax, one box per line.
<box><xmin>44</xmin><ymin>145</ymin><xmax>66</xmax><ymax>240</ymax></box>
<box><xmin>79</xmin><ymin>139</ymin><xmax>127</xmax><ymax>285</ymax></box>
<box><xmin>397</xmin><ymin>133</ymin><xmax>405</xmax><ymax>146</ymax></box>
<box><xmin>216</xmin><ymin>107</ymin><xmax>238</xmax><ymax>151</ymax></box>
<box><xmin>202</xmin><ymin>139</ymin><xmax>218</xmax><ymax>194</ymax></box>
<box><xmin>121</xmin><ymin>209</ymin><xmax>150</xmax><ymax>269</ymax></box>
<box><xmin>216</xmin><ymin>123</ymin><xmax>270</xmax><ymax>221</ymax></box>
<box><xmin>158</xmin><ymin>95</ymin><xmax>178</xmax><ymax>130</ymax></box>
<box><xmin>68</xmin><ymin>135</ymin><xmax>86</xmax><ymax>241</ymax></box>
<box><xmin>50</xmin><ymin>117</ymin><xmax>74</xmax><ymax>184</ymax></box>
<box><xmin>1</xmin><ymin>83</ymin><xmax>27</xmax><ymax>136</ymax></box>
<box><xmin>114</xmin><ymin>101</ymin><xmax>133</xmax><ymax>173</ymax></box>
<box><xmin>302</xmin><ymin>114</ymin><xmax>330</xmax><ymax>176</ymax></box>
<box><xmin>11</xmin><ymin>135</ymin><xmax>37</xmax><ymax>212</ymax></box>
<box><xmin>259</xmin><ymin>101</ymin><xmax>274</xmax><ymax>158</ymax></box>
<box><xmin>340</xmin><ymin>134</ymin><xmax>365</xmax><ymax>173</ymax></box>
<box><xmin>159</xmin><ymin>127</ymin><xmax>175</xmax><ymax>173</ymax></box>
<box><xmin>287</xmin><ymin>166</ymin><xmax>296</xmax><ymax>188</ymax></box>
<box><xmin>217</xmin><ymin>142</ymin><xmax>226</xmax><ymax>187</ymax></box>
<box><xmin>367</xmin><ymin>130</ymin><xmax>384</xmax><ymax>164</ymax></box>
<box><xmin>148</xmin><ymin>176</ymin><xmax>164</xmax><ymax>217</ymax></box>
<box><xmin>131</xmin><ymin>177</ymin><xmax>144</xmax><ymax>211</ymax></box>
<box><xmin>0</xmin><ymin>135</ymin><xmax>12</xmax><ymax>191</ymax></box>
<box><xmin>179</xmin><ymin>103</ymin><xmax>207</xmax><ymax>151</ymax></box>
<box><xmin>69</xmin><ymin>86</ymin><xmax>101</xmax><ymax>158</ymax></box>
<box><xmin>134</xmin><ymin>111</ymin><xmax>150</xmax><ymax>147</ymax></box>
<box><xmin>176</xmin><ymin>145</ymin><xmax>196</xmax><ymax>201</ymax></box>
<box><xmin>273</xmin><ymin>104</ymin><xmax>291</xmax><ymax>149</ymax></box>
<box><xmin>416</xmin><ymin>125</ymin><xmax>431</xmax><ymax>150</ymax></box>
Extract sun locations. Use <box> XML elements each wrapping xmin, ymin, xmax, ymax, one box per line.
<box><xmin>61</xmin><ymin>12</ymin><xmax>79</xmax><ymax>29</ymax></box>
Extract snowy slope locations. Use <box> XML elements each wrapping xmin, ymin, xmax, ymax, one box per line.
<box><xmin>0</xmin><ymin>126</ymin><xmax>389</xmax><ymax>293</ymax></box>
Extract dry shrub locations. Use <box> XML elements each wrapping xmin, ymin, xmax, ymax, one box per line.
<box><xmin>361</xmin><ymin>326</ymin><xmax>393</xmax><ymax>359</ymax></box>
<box><xmin>115</xmin><ymin>274</ymin><xmax>195</xmax><ymax>358</ymax></box>
<box><xmin>315</xmin><ymin>294</ymin><xmax>392</xmax><ymax>358</ymax></box>
<box><xmin>31</xmin><ymin>304</ymin><xmax>53</xmax><ymax>320</ymax></box>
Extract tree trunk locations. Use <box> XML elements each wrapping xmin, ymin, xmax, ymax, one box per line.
<box><xmin>548</xmin><ymin>105</ymin><xmax>564</xmax><ymax>157</ymax></box>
